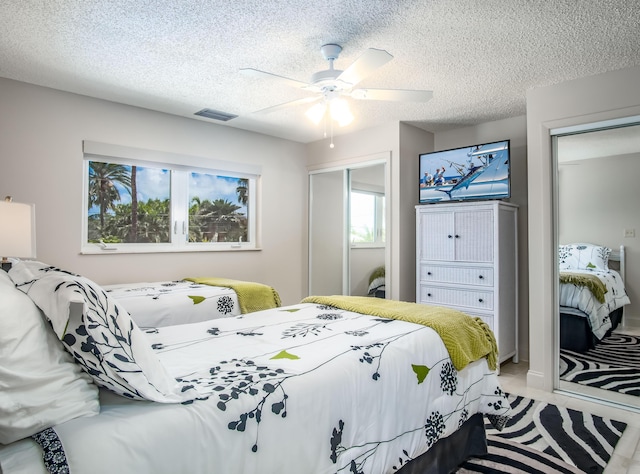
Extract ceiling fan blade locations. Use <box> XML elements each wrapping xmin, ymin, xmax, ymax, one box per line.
<box><xmin>240</xmin><ymin>68</ymin><xmax>309</xmax><ymax>89</ymax></box>
<box><xmin>351</xmin><ymin>88</ymin><xmax>433</xmax><ymax>102</ymax></box>
<box><xmin>337</xmin><ymin>48</ymin><xmax>393</xmax><ymax>86</ymax></box>
<box><xmin>251</xmin><ymin>95</ymin><xmax>321</xmax><ymax>115</ymax></box>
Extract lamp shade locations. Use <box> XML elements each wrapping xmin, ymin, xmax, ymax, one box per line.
<box><xmin>0</xmin><ymin>200</ymin><xmax>36</xmax><ymax>259</ymax></box>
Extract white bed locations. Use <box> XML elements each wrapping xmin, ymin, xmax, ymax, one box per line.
<box><xmin>0</xmin><ymin>261</ymin><xmax>510</xmax><ymax>474</ymax></box>
<box><xmin>559</xmin><ymin>244</ymin><xmax>630</xmax><ymax>351</ymax></box>
<box><xmin>104</xmin><ymin>277</ymin><xmax>281</xmax><ymax>328</ymax></box>
<box><xmin>103</xmin><ymin>280</ymin><xmax>240</xmax><ymax>327</ymax></box>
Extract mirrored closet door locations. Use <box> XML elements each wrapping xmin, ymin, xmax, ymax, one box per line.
<box><xmin>309</xmin><ymin>161</ymin><xmax>387</xmax><ymax>298</ymax></box>
<box><xmin>554</xmin><ymin>118</ymin><xmax>640</xmax><ymax>409</ymax></box>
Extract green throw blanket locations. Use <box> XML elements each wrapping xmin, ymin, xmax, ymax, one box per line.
<box><xmin>301</xmin><ymin>295</ymin><xmax>498</xmax><ymax>371</ymax></box>
<box><xmin>559</xmin><ymin>272</ymin><xmax>607</xmax><ymax>303</ymax></box>
<box><xmin>185</xmin><ymin>277</ymin><xmax>281</xmax><ymax>314</ymax></box>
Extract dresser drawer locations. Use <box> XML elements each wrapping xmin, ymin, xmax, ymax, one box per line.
<box><xmin>419</xmin><ymin>285</ymin><xmax>494</xmax><ymax>311</ymax></box>
<box><xmin>419</xmin><ymin>264</ymin><xmax>493</xmax><ymax>287</ymax></box>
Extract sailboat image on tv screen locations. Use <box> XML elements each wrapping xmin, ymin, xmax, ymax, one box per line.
<box><xmin>419</xmin><ymin>140</ymin><xmax>510</xmax><ymax>203</ymax></box>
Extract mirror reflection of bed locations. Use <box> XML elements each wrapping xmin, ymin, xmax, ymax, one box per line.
<box><xmin>558</xmin><ymin>244</ymin><xmax>635</xmax><ymax>398</ymax></box>
<box><xmin>366</xmin><ymin>266</ymin><xmax>386</xmax><ymax>298</ymax></box>
<box><xmin>555</xmin><ymin>122</ymin><xmax>640</xmax><ymax>408</ymax></box>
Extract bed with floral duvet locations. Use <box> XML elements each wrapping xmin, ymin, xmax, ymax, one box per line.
<box><xmin>103</xmin><ymin>276</ymin><xmax>281</xmax><ymax>328</ymax></box>
<box><xmin>558</xmin><ymin>244</ymin><xmax>630</xmax><ymax>352</ymax></box>
<box><xmin>0</xmin><ymin>261</ymin><xmax>510</xmax><ymax>474</ymax></box>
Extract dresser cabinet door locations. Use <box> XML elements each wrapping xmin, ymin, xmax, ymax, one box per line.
<box><xmin>418</xmin><ymin>211</ymin><xmax>455</xmax><ymax>261</ymax></box>
<box><xmin>418</xmin><ymin>208</ymin><xmax>494</xmax><ymax>263</ymax></box>
<box><xmin>453</xmin><ymin>210</ymin><xmax>493</xmax><ymax>262</ymax></box>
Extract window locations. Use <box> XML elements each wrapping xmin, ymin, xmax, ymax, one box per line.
<box><xmin>188</xmin><ymin>173</ymin><xmax>249</xmax><ymax>243</ymax></box>
<box><xmin>350</xmin><ymin>190</ymin><xmax>385</xmax><ymax>246</ymax></box>
<box><xmin>88</xmin><ymin>162</ymin><xmax>172</xmax><ymax>244</ymax></box>
<box><xmin>82</xmin><ymin>142</ymin><xmax>259</xmax><ymax>254</ymax></box>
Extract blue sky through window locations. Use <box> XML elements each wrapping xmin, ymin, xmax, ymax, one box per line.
<box><xmin>88</xmin><ymin>164</ymin><xmax>246</xmax><ymax>216</ymax></box>
<box><xmin>189</xmin><ymin>172</ymin><xmax>246</xmax><ymax>213</ymax></box>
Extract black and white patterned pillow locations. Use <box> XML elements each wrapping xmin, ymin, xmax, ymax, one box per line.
<box><xmin>10</xmin><ymin>261</ymin><xmax>199</xmax><ymax>403</ymax></box>
<box><xmin>559</xmin><ymin>243</ymin><xmax>611</xmax><ymax>271</ymax></box>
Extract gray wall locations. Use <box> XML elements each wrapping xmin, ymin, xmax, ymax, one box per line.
<box><xmin>0</xmin><ymin>77</ymin><xmax>308</xmax><ymax>305</ymax></box>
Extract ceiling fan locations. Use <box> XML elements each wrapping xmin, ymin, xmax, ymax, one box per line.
<box><xmin>240</xmin><ymin>44</ymin><xmax>433</xmax><ymax>124</ymax></box>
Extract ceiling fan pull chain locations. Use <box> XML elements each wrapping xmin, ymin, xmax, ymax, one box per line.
<box><xmin>330</xmin><ymin>117</ymin><xmax>335</xmax><ymax>148</ymax></box>
<box><xmin>323</xmin><ymin>102</ymin><xmax>328</xmax><ymax>138</ymax></box>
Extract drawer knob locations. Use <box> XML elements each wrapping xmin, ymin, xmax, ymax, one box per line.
<box><xmin>478</xmin><ymin>275</ymin><xmax>484</xmax><ymax>279</ymax></box>
<box><xmin>478</xmin><ymin>298</ymin><xmax>484</xmax><ymax>303</ymax></box>
<box><xmin>447</xmin><ymin>234</ymin><xmax>453</xmax><ymax>239</ymax></box>
<box><xmin>427</xmin><ymin>271</ymin><xmax>432</xmax><ymax>275</ymax></box>
<box><xmin>427</xmin><ymin>293</ymin><xmax>432</xmax><ymax>297</ymax></box>
<box><xmin>455</xmin><ymin>234</ymin><xmax>460</xmax><ymax>238</ymax></box>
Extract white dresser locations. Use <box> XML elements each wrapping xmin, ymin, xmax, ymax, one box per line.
<box><xmin>416</xmin><ymin>201</ymin><xmax>518</xmax><ymax>364</ymax></box>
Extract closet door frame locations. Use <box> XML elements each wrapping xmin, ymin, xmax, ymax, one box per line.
<box><xmin>308</xmin><ymin>153</ymin><xmax>390</xmax><ymax>297</ymax></box>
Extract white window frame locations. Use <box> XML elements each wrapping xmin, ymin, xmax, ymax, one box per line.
<box><xmin>81</xmin><ymin>141</ymin><xmax>260</xmax><ymax>254</ymax></box>
<box><xmin>350</xmin><ymin>188</ymin><xmax>385</xmax><ymax>249</ymax></box>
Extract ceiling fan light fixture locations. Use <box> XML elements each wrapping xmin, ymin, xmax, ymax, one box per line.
<box><xmin>244</xmin><ymin>43</ymin><xmax>432</xmax><ymax>138</ymax></box>
<box><xmin>330</xmin><ymin>98</ymin><xmax>353</xmax><ymax>127</ymax></box>
<box><xmin>305</xmin><ymin>103</ymin><xmax>326</xmax><ymax>124</ymax></box>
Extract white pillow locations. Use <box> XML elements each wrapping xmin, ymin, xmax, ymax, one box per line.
<box><xmin>9</xmin><ymin>261</ymin><xmax>200</xmax><ymax>403</ymax></box>
<box><xmin>0</xmin><ymin>269</ymin><xmax>99</xmax><ymax>444</ymax></box>
<box><xmin>559</xmin><ymin>243</ymin><xmax>611</xmax><ymax>271</ymax></box>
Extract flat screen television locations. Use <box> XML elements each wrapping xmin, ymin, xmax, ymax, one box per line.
<box><xmin>418</xmin><ymin>139</ymin><xmax>510</xmax><ymax>204</ymax></box>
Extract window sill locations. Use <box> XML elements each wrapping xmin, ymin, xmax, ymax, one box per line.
<box><xmin>81</xmin><ymin>244</ymin><xmax>261</xmax><ymax>255</ymax></box>
<box><xmin>350</xmin><ymin>243</ymin><xmax>385</xmax><ymax>249</ymax></box>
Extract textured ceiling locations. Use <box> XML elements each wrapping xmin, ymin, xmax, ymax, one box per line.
<box><xmin>2</xmin><ymin>0</ymin><xmax>640</xmax><ymax>143</ymax></box>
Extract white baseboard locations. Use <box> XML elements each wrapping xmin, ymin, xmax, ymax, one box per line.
<box><xmin>623</xmin><ymin>313</ymin><xmax>640</xmax><ymax>329</ymax></box>
<box><xmin>526</xmin><ymin>370</ymin><xmax>547</xmax><ymax>390</ymax></box>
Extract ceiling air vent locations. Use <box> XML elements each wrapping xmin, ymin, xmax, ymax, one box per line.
<box><xmin>194</xmin><ymin>108</ymin><xmax>238</xmax><ymax>121</ymax></box>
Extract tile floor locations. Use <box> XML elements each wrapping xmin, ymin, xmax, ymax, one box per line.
<box><xmin>498</xmin><ymin>360</ymin><xmax>640</xmax><ymax>473</ymax></box>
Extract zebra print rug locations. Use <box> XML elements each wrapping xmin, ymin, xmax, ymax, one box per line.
<box><xmin>458</xmin><ymin>394</ymin><xmax>626</xmax><ymax>474</ymax></box>
<box><xmin>560</xmin><ymin>332</ymin><xmax>640</xmax><ymax>396</ymax></box>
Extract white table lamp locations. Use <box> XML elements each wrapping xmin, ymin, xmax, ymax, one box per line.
<box><xmin>0</xmin><ymin>196</ymin><xmax>36</xmax><ymax>271</ymax></box>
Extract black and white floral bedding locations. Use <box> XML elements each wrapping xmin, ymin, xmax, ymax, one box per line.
<box><xmin>104</xmin><ymin>280</ymin><xmax>240</xmax><ymax>327</ymax></box>
<box><xmin>559</xmin><ymin>268</ymin><xmax>630</xmax><ymax>339</ymax></box>
<box><xmin>4</xmin><ymin>261</ymin><xmax>510</xmax><ymax>474</ymax></box>
<box><xmin>9</xmin><ymin>261</ymin><xmax>201</xmax><ymax>403</ymax></box>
